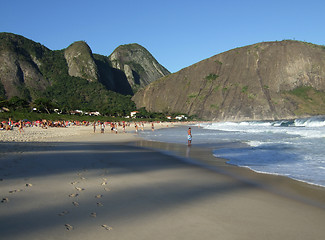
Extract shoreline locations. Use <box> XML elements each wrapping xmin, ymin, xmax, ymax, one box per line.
<box><xmin>1</xmin><ymin>123</ymin><xmax>324</xmax><ymax>239</ymax></box>
<box><xmin>2</xmin><ymin>123</ymin><xmax>325</xmax><ymax>203</ymax></box>
<box><xmin>2</xmin><ymin>123</ymin><xmax>324</xmax><ymax>202</ymax></box>
<box><xmin>0</xmin><ymin>121</ymin><xmax>185</xmax><ymax>142</ymax></box>
<box><xmin>134</xmin><ymin>139</ymin><xmax>325</xmax><ymax>209</ymax></box>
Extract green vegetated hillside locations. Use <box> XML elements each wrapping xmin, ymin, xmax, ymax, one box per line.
<box><xmin>0</xmin><ymin>32</ymin><xmax>169</xmax><ymax>116</ymax></box>
<box><xmin>133</xmin><ymin>40</ymin><xmax>325</xmax><ymax>120</ymax></box>
<box><xmin>2</xmin><ymin>32</ymin><xmax>325</xmax><ymax>121</ymax></box>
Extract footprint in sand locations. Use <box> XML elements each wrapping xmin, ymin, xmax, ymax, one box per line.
<box><xmin>101</xmin><ymin>182</ymin><xmax>107</xmax><ymax>186</ymax></box>
<box><xmin>95</xmin><ymin>194</ymin><xmax>103</xmax><ymax>199</ymax></box>
<box><xmin>70</xmin><ymin>181</ymin><xmax>79</xmax><ymax>185</ymax></box>
<box><xmin>69</xmin><ymin>193</ymin><xmax>79</xmax><ymax>198</ymax></box>
<box><xmin>1</xmin><ymin>197</ymin><xmax>9</xmax><ymax>203</ymax></box>
<box><xmin>90</xmin><ymin>212</ymin><xmax>97</xmax><ymax>218</ymax></box>
<box><xmin>65</xmin><ymin>224</ymin><xmax>73</xmax><ymax>230</ymax></box>
<box><xmin>97</xmin><ymin>202</ymin><xmax>103</xmax><ymax>207</ymax></box>
<box><xmin>101</xmin><ymin>224</ymin><xmax>113</xmax><ymax>231</ymax></box>
<box><xmin>75</xmin><ymin>187</ymin><xmax>85</xmax><ymax>191</ymax></box>
<box><xmin>72</xmin><ymin>201</ymin><xmax>79</xmax><ymax>207</ymax></box>
<box><xmin>9</xmin><ymin>189</ymin><xmax>23</xmax><ymax>193</ymax></box>
<box><xmin>58</xmin><ymin>210</ymin><xmax>69</xmax><ymax>216</ymax></box>
<box><xmin>77</xmin><ymin>172</ymin><xmax>86</xmax><ymax>180</ymax></box>
<box><xmin>25</xmin><ymin>183</ymin><xmax>33</xmax><ymax>187</ymax></box>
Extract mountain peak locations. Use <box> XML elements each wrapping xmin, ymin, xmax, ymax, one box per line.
<box><xmin>64</xmin><ymin>41</ymin><xmax>99</xmax><ymax>82</ymax></box>
<box><xmin>109</xmin><ymin>43</ymin><xmax>170</xmax><ymax>89</ymax></box>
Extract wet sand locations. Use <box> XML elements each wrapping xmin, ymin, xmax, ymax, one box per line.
<box><xmin>0</xmin><ymin>126</ymin><xmax>324</xmax><ymax>239</ymax></box>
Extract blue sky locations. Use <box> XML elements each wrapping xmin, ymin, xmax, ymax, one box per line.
<box><xmin>1</xmin><ymin>0</ymin><xmax>324</xmax><ymax>73</ymax></box>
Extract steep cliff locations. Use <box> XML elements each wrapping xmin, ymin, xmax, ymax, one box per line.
<box><xmin>64</xmin><ymin>41</ymin><xmax>99</xmax><ymax>82</ymax></box>
<box><xmin>0</xmin><ymin>33</ymin><xmax>169</xmax><ymax>110</ymax></box>
<box><xmin>133</xmin><ymin>40</ymin><xmax>325</xmax><ymax>120</ymax></box>
<box><xmin>0</xmin><ymin>33</ymin><xmax>50</xmax><ymax>100</ymax></box>
<box><xmin>109</xmin><ymin>44</ymin><xmax>170</xmax><ymax>91</ymax></box>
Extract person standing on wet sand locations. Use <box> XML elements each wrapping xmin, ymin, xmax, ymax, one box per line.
<box><xmin>101</xmin><ymin>122</ymin><xmax>105</xmax><ymax>133</ymax></box>
<box><xmin>187</xmin><ymin>127</ymin><xmax>192</xmax><ymax>146</ymax></box>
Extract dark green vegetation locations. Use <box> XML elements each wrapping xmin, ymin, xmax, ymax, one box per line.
<box><xmin>0</xmin><ymin>111</ymin><xmax>165</xmax><ymax>122</ymax></box>
<box><xmin>0</xmin><ymin>106</ymin><xmax>195</xmax><ymax>123</ymax></box>
<box><xmin>0</xmin><ymin>33</ymin><xmax>169</xmax><ymax>118</ymax></box>
<box><xmin>39</xmin><ymin>50</ymin><xmax>137</xmax><ymax>115</ymax></box>
<box><xmin>205</xmin><ymin>73</ymin><xmax>219</xmax><ymax>82</ymax></box>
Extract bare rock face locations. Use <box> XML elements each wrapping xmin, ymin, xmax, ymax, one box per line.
<box><xmin>123</xmin><ymin>64</ymin><xmax>135</xmax><ymax>86</ymax></box>
<box><xmin>109</xmin><ymin>44</ymin><xmax>170</xmax><ymax>90</ymax></box>
<box><xmin>0</xmin><ymin>51</ymin><xmax>26</xmax><ymax>98</ymax></box>
<box><xmin>0</xmin><ymin>33</ymin><xmax>49</xmax><ymax>100</ymax></box>
<box><xmin>133</xmin><ymin>41</ymin><xmax>325</xmax><ymax>120</ymax></box>
<box><xmin>64</xmin><ymin>41</ymin><xmax>99</xmax><ymax>82</ymax></box>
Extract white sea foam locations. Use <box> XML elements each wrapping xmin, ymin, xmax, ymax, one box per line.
<box><xmin>246</xmin><ymin>141</ymin><xmax>264</xmax><ymax>147</ymax></box>
<box><xmin>140</xmin><ymin>117</ymin><xmax>325</xmax><ymax>188</ymax></box>
<box><xmin>201</xmin><ymin>118</ymin><xmax>325</xmax><ymax>187</ymax></box>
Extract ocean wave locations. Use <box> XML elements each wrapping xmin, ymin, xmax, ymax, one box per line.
<box><xmin>294</xmin><ymin>116</ymin><xmax>325</xmax><ymax>127</ymax></box>
<box><xmin>201</xmin><ymin>116</ymin><xmax>325</xmax><ymax>139</ymax></box>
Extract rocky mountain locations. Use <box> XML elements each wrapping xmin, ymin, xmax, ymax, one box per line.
<box><xmin>108</xmin><ymin>44</ymin><xmax>170</xmax><ymax>91</ymax></box>
<box><xmin>0</xmin><ymin>33</ymin><xmax>170</xmax><ymax>109</ymax></box>
<box><xmin>64</xmin><ymin>41</ymin><xmax>99</xmax><ymax>82</ymax></box>
<box><xmin>133</xmin><ymin>40</ymin><xmax>325</xmax><ymax>121</ymax></box>
<box><xmin>0</xmin><ymin>33</ymin><xmax>51</xmax><ymax>100</ymax></box>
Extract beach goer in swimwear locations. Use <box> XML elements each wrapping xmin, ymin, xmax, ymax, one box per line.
<box><xmin>18</xmin><ymin>120</ymin><xmax>24</xmax><ymax>133</ymax></box>
<box><xmin>187</xmin><ymin>127</ymin><xmax>192</xmax><ymax>146</ymax></box>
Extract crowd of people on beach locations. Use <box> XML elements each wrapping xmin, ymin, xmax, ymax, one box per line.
<box><xmin>92</xmin><ymin>121</ymin><xmax>157</xmax><ymax>134</ymax></box>
<box><xmin>0</xmin><ymin>118</ymin><xmax>162</xmax><ymax>135</ymax></box>
<box><xmin>1</xmin><ymin>118</ymin><xmax>196</xmax><ymax>145</ymax></box>
<box><xmin>0</xmin><ymin>118</ymin><xmax>93</xmax><ymax>131</ymax></box>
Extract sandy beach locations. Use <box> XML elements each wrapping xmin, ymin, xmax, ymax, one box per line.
<box><xmin>0</xmin><ymin>124</ymin><xmax>324</xmax><ymax>240</ymax></box>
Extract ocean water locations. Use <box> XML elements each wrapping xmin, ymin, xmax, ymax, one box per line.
<box><xmin>139</xmin><ymin>116</ymin><xmax>325</xmax><ymax>188</ymax></box>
